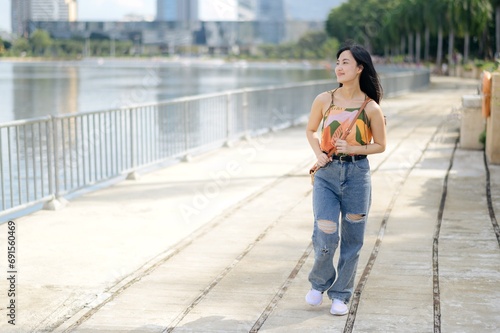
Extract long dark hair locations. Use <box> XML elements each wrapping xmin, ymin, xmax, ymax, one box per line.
<box><xmin>336</xmin><ymin>42</ymin><xmax>383</xmax><ymax>104</ymax></box>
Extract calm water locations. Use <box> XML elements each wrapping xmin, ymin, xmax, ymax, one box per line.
<box><xmin>0</xmin><ymin>59</ymin><xmax>332</xmax><ymax>123</ymax></box>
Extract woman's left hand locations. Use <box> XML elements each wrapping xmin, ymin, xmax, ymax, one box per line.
<box><xmin>335</xmin><ymin>139</ymin><xmax>350</xmax><ymax>154</ymax></box>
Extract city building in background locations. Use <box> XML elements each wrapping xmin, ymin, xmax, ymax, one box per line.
<box><xmin>21</xmin><ymin>0</ymin><xmax>343</xmax><ymax>56</ymax></box>
<box><xmin>156</xmin><ymin>0</ymin><xmax>177</xmax><ymax>21</ymax></box>
<box><xmin>177</xmin><ymin>0</ymin><xmax>199</xmax><ymax>23</ymax></box>
<box><xmin>11</xmin><ymin>0</ymin><xmax>29</xmax><ymax>37</ymax></box>
<box><xmin>154</xmin><ymin>0</ymin><xmax>342</xmax><ymax>23</ymax></box>
<box><xmin>158</xmin><ymin>0</ymin><xmax>251</xmax><ymax>22</ymax></box>
<box><xmin>256</xmin><ymin>0</ymin><xmax>286</xmax><ymax>44</ymax></box>
<box><xmin>257</xmin><ymin>0</ymin><xmax>286</xmax><ymax>21</ymax></box>
<box><xmin>11</xmin><ymin>0</ymin><xmax>77</xmax><ymax>37</ymax></box>
<box><xmin>156</xmin><ymin>0</ymin><xmax>199</xmax><ymax>23</ymax></box>
<box><xmin>237</xmin><ymin>0</ymin><xmax>257</xmax><ymax>21</ymax></box>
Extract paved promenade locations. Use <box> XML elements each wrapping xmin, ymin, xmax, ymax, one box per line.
<box><xmin>0</xmin><ymin>76</ymin><xmax>499</xmax><ymax>333</ymax></box>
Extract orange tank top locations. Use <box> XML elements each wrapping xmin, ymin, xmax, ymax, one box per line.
<box><xmin>320</xmin><ymin>89</ymin><xmax>372</xmax><ymax>155</ymax></box>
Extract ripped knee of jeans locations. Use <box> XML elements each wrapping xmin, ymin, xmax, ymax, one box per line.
<box><xmin>346</xmin><ymin>213</ymin><xmax>366</xmax><ymax>223</ymax></box>
<box><xmin>317</xmin><ymin>219</ymin><xmax>337</xmax><ymax>234</ymax></box>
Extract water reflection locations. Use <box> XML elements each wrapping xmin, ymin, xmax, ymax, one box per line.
<box><xmin>0</xmin><ymin>63</ymin><xmax>14</xmax><ymax>123</ymax></box>
<box><xmin>12</xmin><ymin>64</ymin><xmax>79</xmax><ymax>120</ymax></box>
<box><xmin>0</xmin><ymin>60</ymin><xmax>331</xmax><ymax>123</ymax></box>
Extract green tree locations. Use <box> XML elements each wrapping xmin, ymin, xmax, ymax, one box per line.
<box><xmin>379</xmin><ymin>1</ymin><xmax>403</xmax><ymax>58</ymax></box>
<box><xmin>30</xmin><ymin>29</ymin><xmax>52</xmax><ymax>56</ymax></box>
<box><xmin>446</xmin><ymin>0</ymin><xmax>459</xmax><ymax>66</ymax></box>
<box><xmin>321</xmin><ymin>38</ymin><xmax>340</xmax><ymax>60</ymax></box>
<box><xmin>297</xmin><ymin>31</ymin><xmax>328</xmax><ymax>59</ymax></box>
<box><xmin>0</xmin><ymin>37</ymin><xmax>4</xmax><ymax>56</ymax></box>
<box><xmin>326</xmin><ymin>0</ymin><xmax>374</xmax><ymax>50</ymax></box>
<box><xmin>390</xmin><ymin>0</ymin><xmax>415</xmax><ymax>61</ymax></box>
<box><xmin>456</xmin><ymin>0</ymin><xmax>492</xmax><ymax>62</ymax></box>
<box><xmin>408</xmin><ymin>0</ymin><xmax>428</xmax><ymax>63</ymax></box>
<box><xmin>491</xmin><ymin>0</ymin><xmax>500</xmax><ymax>57</ymax></box>
<box><xmin>326</xmin><ymin>0</ymin><xmax>496</xmax><ymax>64</ymax></box>
<box><xmin>56</xmin><ymin>38</ymin><xmax>84</xmax><ymax>57</ymax></box>
<box><xmin>326</xmin><ymin>0</ymin><xmax>402</xmax><ymax>55</ymax></box>
<box><xmin>427</xmin><ymin>0</ymin><xmax>447</xmax><ymax>69</ymax></box>
<box><xmin>12</xmin><ymin>37</ymin><xmax>30</xmax><ymax>56</ymax></box>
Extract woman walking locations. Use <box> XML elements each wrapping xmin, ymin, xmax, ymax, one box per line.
<box><xmin>305</xmin><ymin>42</ymin><xmax>386</xmax><ymax>316</ymax></box>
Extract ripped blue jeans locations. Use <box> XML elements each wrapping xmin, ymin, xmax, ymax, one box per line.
<box><xmin>308</xmin><ymin>157</ymin><xmax>371</xmax><ymax>303</ymax></box>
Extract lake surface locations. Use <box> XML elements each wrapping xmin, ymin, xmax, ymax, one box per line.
<box><xmin>0</xmin><ymin>59</ymin><xmax>333</xmax><ymax>123</ymax></box>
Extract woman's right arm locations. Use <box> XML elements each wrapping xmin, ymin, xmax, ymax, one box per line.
<box><xmin>306</xmin><ymin>93</ymin><xmax>331</xmax><ymax>167</ymax></box>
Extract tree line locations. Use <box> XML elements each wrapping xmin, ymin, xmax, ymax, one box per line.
<box><xmin>0</xmin><ymin>28</ymin><xmax>339</xmax><ymax>61</ymax></box>
<box><xmin>0</xmin><ymin>30</ymin><xmax>134</xmax><ymax>58</ymax></box>
<box><xmin>326</xmin><ymin>0</ymin><xmax>500</xmax><ymax>68</ymax></box>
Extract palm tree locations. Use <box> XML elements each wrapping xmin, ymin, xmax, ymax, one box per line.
<box><xmin>424</xmin><ymin>0</ymin><xmax>448</xmax><ymax>71</ymax></box>
<box><xmin>492</xmin><ymin>0</ymin><xmax>500</xmax><ymax>57</ymax></box>
<box><xmin>418</xmin><ymin>0</ymin><xmax>443</xmax><ymax>66</ymax></box>
<box><xmin>433</xmin><ymin>5</ymin><xmax>446</xmax><ymax>70</ymax></box>
<box><xmin>408</xmin><ymin>0</ymin><xmax>426</xmax><ymax>64</ymax></box>
<box><xmin>383</xmin><ymin>0</ymin><xmax>412</xmax><ymax>60</ymax></box>
<box><xmin>446</xmin><ymin>0</ymin><xmax>460</xmax><ymax>67</ymax></box>
<box><xmin>380</xmin><ymin>8</ymin><xmax>401</xmax><ymax>58</ymax></box>
<box><xmin>460</xmin><ymin>0</ymin><xmax>492</xmax><ymax>62</ymax></box>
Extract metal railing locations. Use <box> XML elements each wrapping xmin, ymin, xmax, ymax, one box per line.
<box><xmin>0</xmin><ymin>69</ymin><xmax>430</xmax><ymax>221</ymax></box>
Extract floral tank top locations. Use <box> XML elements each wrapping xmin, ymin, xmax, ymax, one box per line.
<box><xmin>320</xmin><ymin>90</ymin><xmax>372</xmax><ymax>155</ymax></box>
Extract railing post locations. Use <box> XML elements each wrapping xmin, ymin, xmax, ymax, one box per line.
<box><xmin>243</xmin><ymin>90</ymin><xmax>250</xmax><ymax>141</ymax></box>
<box><xmin>43</xmin><ymin>116</ymin><xmax>66</xmax><ymax>210</ymax></box>
<box><xmin>268</xmin><ymin>88</ymin><xmax>275</xmax><ymax>132</ymax></box>
<box><xmin>224</xmin><ymin>93</ymin><xmax>233</xmax><ymax>147</ymax></box>
<box><xmin>53</xmin><ymin>118</ymin><xmax>61</xmax><ymax>197</ymax></box>
<box><xmin>182</xmin><ymin>101</ymin><xmax>192</xmax><ymax>162</ymax></box>
<box><xmin>127</xmin><ymin>108</ymin><xmax>139</xmax><ymax>180</ymax></box>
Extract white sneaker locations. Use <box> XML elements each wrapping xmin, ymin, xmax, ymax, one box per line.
<box><xmin>330</xmin><ymin>299</ymin><xmax>348</xmax><ymax>316</ymax></box>
<box><xmin>305</xmin><ymin>289</ymin><xmax>323</xmax><ymax>306</ymax></box>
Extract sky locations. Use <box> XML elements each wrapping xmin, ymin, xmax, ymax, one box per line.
<box><xmin>0</xmin><ymin>0</ymin><xmax>343</xmax><ymax>33</ymax></box>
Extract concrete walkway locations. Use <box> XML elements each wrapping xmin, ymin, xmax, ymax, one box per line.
<box><xmin>0</xmin><ymin>76</ymin><xmax>499</xmax><ymax>333</ymax></box>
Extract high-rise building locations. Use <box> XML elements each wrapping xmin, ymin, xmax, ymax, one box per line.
<box><xmin>11</xmin><ymin>0</ymin><xmax>30</xmax><ymax>37</ymax></box>
<box><xmin>238</xmin><ymin>0</ymin><xmax>256</xmax><ymax>21</ymax></box>
<box><xmin>157</xmin><ymin>0</ymin><xmax>177</xmax><ymax>21</ymax></box>
<box><xmin>11</xmin><ymin>0</ymin><xmax>77</xmax><ymax>37</ymax></box>
<box><xmin>156</xmin><ymin>0</ymin><xmax>198</xmax><ymax>22</ymax></box>
<box><xmin>179</xmin><ymin>0</ymin><xmax>199</xmax><ymax>22</ymax></box>
<box><xmin>157</xmin><ymin>0</ymin><xmax>260</xmax><ymax>22</ymax></box>
<box><xmin>256</xmin><ymin>0</ymin><xmax>286</xmax><ymax>44</ymax></box>
<box><xmin>257</xmin><ymin>0</ymin><xmax>286</xmax><ymax>21</ymax></box>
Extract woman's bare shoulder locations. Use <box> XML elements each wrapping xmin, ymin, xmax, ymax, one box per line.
<box><xmin>314</xmin><ymin>90</ymin><xmax>334</xmax><ymax>103</ymax></box>
<box><xmin>311</xmin><ymin>90</ymin><xmax>334</xmax><ymax>113</ymax></box>
<box><xmin>365</xmin><ymin>99</ymin><xmax>383</xmax><ymax>115</ymax></box>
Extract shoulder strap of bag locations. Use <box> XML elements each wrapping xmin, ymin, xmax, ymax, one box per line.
<box><xmin>341</xmin><ymin>97</ymin><xmax>371</xmax><ymax>140</ymax></box>
<box><xmin>324</xmin><ymin>97</ymin><xmax>371</xmax><ymax>158</ymax></box>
